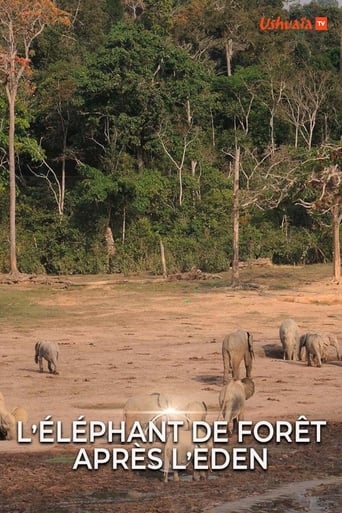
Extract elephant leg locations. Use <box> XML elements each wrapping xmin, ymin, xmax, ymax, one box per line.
<box><xmin>299</xmin><ymin>345</ymin><xmax>306</xmax><ymax>361</ymax></box>
<box><xmin>39</xmin><ymin>357</ymin><xmax>44</xmax><ymax>372</ymax></box>
<box><xmin>307</xmin><ymin>352</ymin><xmax>312</xmax><ymax>366</ymax></box>
<box><xmin>199</xmin><ymin>470</ymin><xmax>208</xmax><ymax>480</ymax></box>
<box><xmin>244</xmin><ymin>354</ymin><xmax>252</xmax><ymax>378</ymax></box>
<box><xmin>315</xmin><ymin>351</ymin><xmax>322</xmax><ymax>367</ymax></box>
<box><xmin>222</xmin><ymin>351</ymin><xmax>231</xmax><ymax>384</ymax></box>
<box><xmin>163</xmin><ymin>455</ymin><xmax>170</xmax><ymax>483</ymax></box>
<box><xmin>232</xmin><ymin>417</ymin><xmax>238</xmax><ymax>434</ymax></box>
<box><xmin>173</xmin><ymin>470</ymin><xmax>180</xmax><ymax>482</ymax></box>
<box><xmin>193</xmin><ymin>470</ymin><xmax>200</xmax><ymax>481</ymax></box>
<box><xmin>232</xmin><ymin>364</ymin><xmax>240</xmax><ymax>380</ymax></box>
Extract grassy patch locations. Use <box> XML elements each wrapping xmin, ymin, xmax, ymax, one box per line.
<box><xmin>0</xmin><ymin>264</ymin><xmax>335</xmax><ymax>328</ymax></box>
<box><xmin>0</xmin><ymin>287</ymin><xmax>65</xmax><ymax>326</ymax></box>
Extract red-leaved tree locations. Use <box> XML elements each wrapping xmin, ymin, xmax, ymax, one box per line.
<box><xmin>0</xmin><ymin>0</ymin><xmax>69</xmax><ymax>274</ymax></box>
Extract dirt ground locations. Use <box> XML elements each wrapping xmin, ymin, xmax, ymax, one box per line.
<box><xmin>0</xmin><ymin>269</ymin><xmax>341</xmax><ymax>512</ymax></box>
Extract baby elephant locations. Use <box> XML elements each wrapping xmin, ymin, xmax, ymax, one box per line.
<box><xmin>299</xmin><ymin>332</ymin><xmax>340</xmax><ymax>367</ymax></box>
<box><xmin>219</xmin><ymin>378</ymin><xmax>255</xmax><ymax>434</ymax></box>
<box><xmin>163</xmin><ymin>427</ymin><xmax>213</xmax><ymax>482</ymax></box>
<box><xmin>35</xmin><ymin>341</ymin><xmax>59</xmax><ymax>374</ymax></box>
<box><xmin>279</xmin><ymin>318</ymin><xmax>299</xmax><ymax>361</ymax></box>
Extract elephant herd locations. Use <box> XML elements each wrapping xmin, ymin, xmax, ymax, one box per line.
<box><xmin>122</xmin><ymin>329</ymin><xmax>258</xmax><ymax>482</ymax></box>
<box><xmin>123</xmin><ymin>378</ymin><xmax>256</xmax><ymax>481</ymax></box>
<box><xmin>279</xmin><ymin>318</ymin><xmax>341</xmax><ymax>367</ymax></box>
<box><xmin>123</xmin><ymin>320</ymin><xmax>341</xmax><ymax>481</ymax></box>
<box><xmin>1</xmin><ymin>322</ymin><xmax>340</xmax><ymax>483</ymax></box>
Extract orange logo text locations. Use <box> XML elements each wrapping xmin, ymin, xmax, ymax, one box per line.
<box><xmin>260</xmin><ymin>16</ymin><xmax>328</xmax><ymax>31</ymax></box>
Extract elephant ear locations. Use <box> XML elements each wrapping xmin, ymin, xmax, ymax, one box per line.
<box><xmin>156</xmin><ymin>393</ymin><xmax>169</xmax><ymax>410</ymax></box>
<box><xmin>241</xmin><ymin>378</ymin><xmax>255</xmax><ymax>399</ymax></box>
<box><xmin>11</xmin><ymin>407</ymin><xmax>28</xmax><ymax>424</ymax></box>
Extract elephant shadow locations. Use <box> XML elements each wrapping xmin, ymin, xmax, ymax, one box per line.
<box><xmin>192</xmin><ymin>374</ymin><xmax>222</xmax><ymax>386</ymax></box>
<box><xmin>262</xmin><ymin>344</ymin><xmax>283</xmax><ymax>359</ymax></box>
<box><xmin>326</xmin><ymin>360</ymin><xmax>342</xmax><ymax>367</ymax></box>
<box><xmin>18</xmin><ymin>368</ymin><xmax>42</xmax><ymax>374</ymax></box>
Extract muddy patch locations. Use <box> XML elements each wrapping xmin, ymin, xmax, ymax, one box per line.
<box><xmin>211</xmin><ymin>476</ymin><xmax>342</xmax><ymax>513</ymax></box>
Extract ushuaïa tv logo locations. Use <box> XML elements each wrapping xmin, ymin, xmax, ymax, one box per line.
<box><xmin>259</xmin><ymin>16</ymin><xmax>328</xmax><ymax>31</ymax></box>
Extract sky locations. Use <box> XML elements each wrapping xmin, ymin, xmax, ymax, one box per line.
<box><xmin>297</xmin><ymin>0</ymin><xmax>342</xmax><ymax>4</ymax></box>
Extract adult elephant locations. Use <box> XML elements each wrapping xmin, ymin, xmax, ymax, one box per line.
<box><xmin>123</xmin><ymin>393</ymin><xmax>208</xmax><ymax>437</ymax></box>
<box><xmin>123</xmin><ymin>392</ymin><xmax>170</xmax><ymax>438</ymax></box>
<box><xmin>222</xmin><ymin>330</ymin><xmax>254</xmax><ymax>384</ymax></box>
<box><xmin>279</xmin><ymin>319</ymin><xmax>300</xmax><ymax>361</ymax></box>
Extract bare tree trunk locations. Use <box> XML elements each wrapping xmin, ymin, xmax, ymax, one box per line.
<box><xmin>225</xmin><ymin>38</ymin><xmax>233</xmax><ymax>77</ymax></box>
<box><xmin>137</xmin><ymin>147</ymin><xmax>144</xmax><ymax>172</ymax></box>
<box><xmin>8</xmin><ymin>94</ymin><xmax>18</xmax><ymax>274</ymax></box>
<box><xmin>178</xmin><ymin>168</ymin><xmax>183</xmax><ymax>206</ymax></box>
<box><xmin>294</xmin><ymin>124</ymin><xmax>299</xmax><ymax>149</ymax></box>
<box><xmin>210</xmin><ymin>109</ymin><xmax>215</xmax><ymax>148</ymax></box>
<box><xmin>122</xmin><ymin>207</ymin><xmax>126</xmax><ymax>245</ymax></box>
<box><xmin>332</xmin><ymin>206</ymin><xmax>341</xmax><ymax>282</ymax></box>
<box><xmin>60</xmin><ymin>156</ymin><xmax>65</xmax><ymax>217</ymax></box>
<box><xmin>105</xmin><ymin>226</ymin><xmax>115</xmax><ymax>273</ymax></box>
<box><xmin>191</xmin><ymin>159</ymin><xmax>198</xmax><ymax>205</ymax></box>
<box><xmin>60</xmin><ymin>130</ymin><xmax>68</xmax><ymax>218</ymax></box>
<box><xmin>160</xmin><ymin>239</ymin><xmax>167</xmax><ymax>279</ymax></box>
<box><xmin>232</xmin><ymin>147</ymin><xmax>240</xmax><ymax>286</ymax></box>
<box><xmin>269</xmin><ymin>110</ymin><xmax>275</xmax><ymax>153</ymax></box>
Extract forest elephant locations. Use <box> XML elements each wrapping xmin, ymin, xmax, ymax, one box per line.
<box><xmin>299</xmin><ymin>332</ymin><xmax>341</xmax><ymax>367</ymax></box>
<box><xmin>0</xmin><ymin>393</ymin><xmax>28</xmax><ymax>441</ymax></box>
<box><xmin>163</xmin><ymin>427</ymin><xmax>213</xmax><ymax>482</ymax></box>
<box><xmin>182</xmin><ymin>400</ymin><xmax>207</xmax><ymax>428</ymax></box>
<box><xmin>218</xmin><ymin>378</ymin><xmax>255</xmax><ymax>434</ymax></box>
<box><xmin>319</xmin><ymin>333</ymin><xmax>341</xmax><ymax>361</ymax></box>
<box><xmin>166</xmin><ymin>399</ymin><xmax>208</xmax><ymax>429</ymax></box>
<box><xmin>222</xmin><ymin>330</ymin><xmax>254</xmax><ymax>384</ymax></box>
<box><xmin>279</xmin><ymin>319</ymin><xmax>300</xmax><ymax>361</ymax></box>
<box><xmin>34</xmin><ymin>341</ymin><xmax>59</xmax><ymax>374</ymax></box>
<box><xmin>123</xmin><ymin>392</ymin><xmax>170</xmax><ymax>438</ymax></box>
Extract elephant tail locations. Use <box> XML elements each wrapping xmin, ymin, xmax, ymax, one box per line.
<box><xmin>247</xmin><ymin>332</ymin><xmax>254</xmax><ymax>360</ymax></box>
<box><xmin>218</xmin><ymin>387</ymin><xmax>229</xmax><ymax>421</ymax></box>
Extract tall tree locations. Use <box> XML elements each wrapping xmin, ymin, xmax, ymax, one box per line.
<box><xmin>298</xmin><ymin>153</ymin><xmax>342</xmax><ymax>282</ymax></box>
<box><xmin>0</xmin><ymin>0</ymin><xmax>69</xmax><ymax>274</ymax></box>
<box><xmin>280</xmin><ymin>68</ymin><xmax>333</xmax><ymax>150</ymax></box>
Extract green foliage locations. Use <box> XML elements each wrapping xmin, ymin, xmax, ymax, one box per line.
<box><xmin>0</xmin><ymin>0</ymin><xmax>340</xmax><ymax>275</ymax></box>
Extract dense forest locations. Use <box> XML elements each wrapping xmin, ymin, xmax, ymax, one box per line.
<box><xmin>0</xmin><ymin>0</ymin><xmax>341</xmax><ymax>276</ymax></box>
